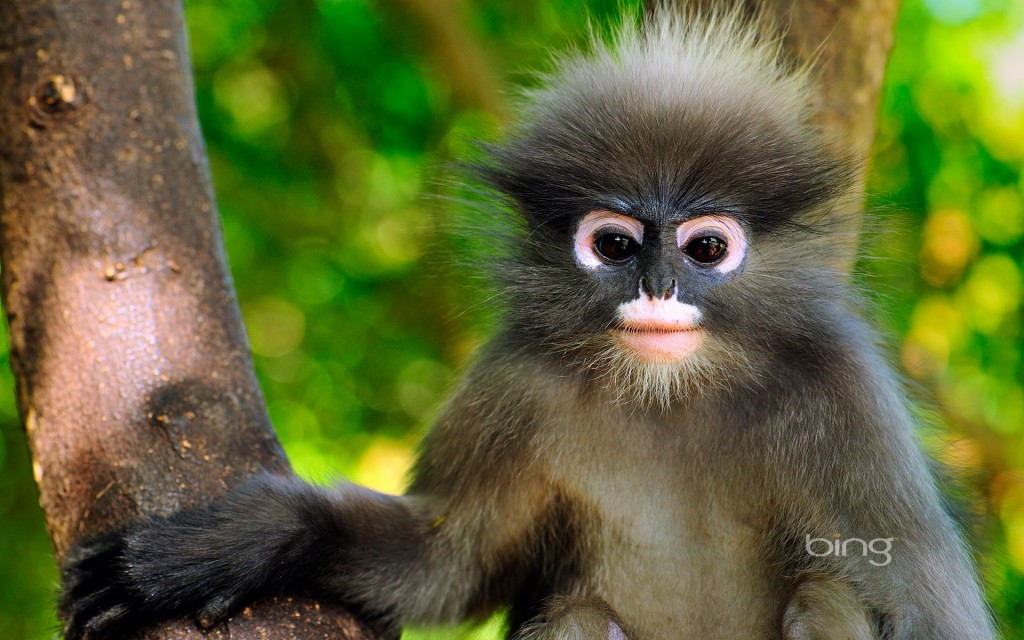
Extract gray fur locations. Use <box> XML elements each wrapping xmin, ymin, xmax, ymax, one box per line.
<box><xmin>60</xmin><ymin>7</ymin><xmax>995</xmax><ymax>640</ymax></box>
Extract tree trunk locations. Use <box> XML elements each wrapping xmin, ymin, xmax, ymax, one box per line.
<box><xmin>0</xmin><ymin>0</ymin><xmax>379</xmax><ymax>638</ymax></box>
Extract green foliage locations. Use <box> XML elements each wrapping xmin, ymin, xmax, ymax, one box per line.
<box><xmin>1</xmin><ymin>0</ymin><xmax>1022</xmax><ymax>638</ymax></box>
<box><xmin>866</xmin><ymin>1</ymin><xmax>1024</xmax><ymax>636</ymax></box>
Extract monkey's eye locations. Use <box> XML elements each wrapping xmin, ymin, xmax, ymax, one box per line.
<box><xmin>683</xmin><ymin>236</ymin><xmax>727</xmax><ymax>265</ymax></box>
<box><xmin>574</xmin><ymin>210</ymin><xmax>644</xmax><ymax>270</ymax></box>
<box><xmin>676</xmin><ymin>215</ymin><xmax>747</xmax><ymax>274</ymax></box>
<box><xmin>594</xmin><ymin>232</ymin><xmax>640</xmax><ymax>263</ymax></box>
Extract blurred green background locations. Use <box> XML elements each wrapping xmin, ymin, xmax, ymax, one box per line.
<box><xmin>1</xmin><ymin>0</ymin><xmax>1022</xmax><ymax>638</ymax></box>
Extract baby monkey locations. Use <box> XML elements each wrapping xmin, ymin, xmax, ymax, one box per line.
<box><xmin>61</xmin><ymin>7</ymin><xmax>995</xmax><ymax>640</ymax></box>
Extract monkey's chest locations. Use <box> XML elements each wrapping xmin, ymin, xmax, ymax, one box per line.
<box><xmin>551</xmin><ymin>428</ymin><xmax>780</xmax><ymax>638</ymax></box>
<box><xmin>588</xmin><ymin>493</ymin><xmax>778</xmax><ymax>638</ymax></box>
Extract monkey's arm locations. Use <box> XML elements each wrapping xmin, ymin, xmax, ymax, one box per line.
<box><xmin>784</xmin><ymin>481</ymin><xmax>995</xmax><ymax>640</ymax></box>
<box><xmin>778</xmin><ymin>350</ymin><xmax>996</xmax><ymax>640</ymax></box>
<box><xmin>61</xmin><ymin>474</ymin><xmax>423</xmax><ymax>639</ymax></box>
<box><xmin>60</xmin><ymin>346</ymin><xmax>559</xmax><ymax>639</ymax></box>
<box><xmin>839</xmin><ymin>475</ymin><xmax>995</xmax><ymax>640</ymax></box>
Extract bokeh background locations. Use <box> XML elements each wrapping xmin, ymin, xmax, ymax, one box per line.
<box><xmin>1</xmin><ymin>0</ymin><xmax>1022</xmax><ymax>638</ymax></box>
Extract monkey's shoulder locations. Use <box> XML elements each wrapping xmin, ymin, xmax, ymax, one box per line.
<box><xmin>438</xmin><ymin>335</ymin><xmax>587</xmax><ymax>421</ymax></box>
<box><xmin>410</xmin><ymin>337</ymin><xmax>576</xmax><ymax>482</ymax></box>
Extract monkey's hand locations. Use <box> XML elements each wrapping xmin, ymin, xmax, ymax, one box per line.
<box><xmin>59</xmin><ymin>474</ymin><xmax>402</xmax><ymax>640</ymax></box>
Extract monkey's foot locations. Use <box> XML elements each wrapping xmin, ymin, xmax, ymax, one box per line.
<box><xmin>515</xmin><ymin>596</ymin><xmax>630</xmax><ymax>640</ymax></box>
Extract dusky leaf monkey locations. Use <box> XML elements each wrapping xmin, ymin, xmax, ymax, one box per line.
<box><xmin>60</xmin><ymin>6</ymin><xmax>995</xmax><ymax>640</ymax></box>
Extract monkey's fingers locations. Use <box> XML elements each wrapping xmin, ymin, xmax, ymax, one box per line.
<box><xmin>68</xmin><ymin>602</ymin><xmax>134</xmax><ymax>640</ymax></box>
<box><xmin>61</xmin><ymin>529</ymin><xmax>167</xmax><ymax>640</ymax></box>
<box><xmin>195</xmin><ymin>591</ymin><xmax>247</xmax><ymax>629</ymax></box>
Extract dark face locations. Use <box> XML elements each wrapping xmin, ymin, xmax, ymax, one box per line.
<box><xmin>493</xmin><ymin>190</ymin><xmax>768</xmax><ymax>408</ymax></box>
<box><xmin>571</xmin><ymin>208</ymin><xmax>748</xmax><ymax>364</ymax></box>
<box><xmin>482</xmin><ymin>44</ymin><xmax>853</xmax><ymax>404</ymax></box>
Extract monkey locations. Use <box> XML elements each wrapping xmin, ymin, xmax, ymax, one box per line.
<box><xmin>59</xmin><ymin>7</ymin><xmax>996</xmax><ymax>640</ymax></box>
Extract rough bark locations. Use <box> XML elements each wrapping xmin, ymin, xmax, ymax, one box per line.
<box><xmin>0</xmin><ymin>0</ymin><xmax>379</xmax><ymax>638</ymax></box>
<box><xmin>665</xmin><ymin>0</ymin><xmax>902</xmax><ymax>271</ymax></box>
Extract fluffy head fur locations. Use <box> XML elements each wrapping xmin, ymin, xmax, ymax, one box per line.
<box><xmin>474</xmin><ymin>8</ymin><xmax>857</xmax><ymax>408</ymax></box>
<box><xmin>483</xmin><ymin>8</ymin><xmax>850</xmax><ymax>232</ymax></box>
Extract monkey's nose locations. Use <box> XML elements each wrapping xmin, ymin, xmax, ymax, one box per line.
<box><xmin>640</xmin><ymin>276</ymin><xmax>676</xmax><ymax>300</ymax></box>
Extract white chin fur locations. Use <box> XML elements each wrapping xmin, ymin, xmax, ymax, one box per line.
<box><xmin>592</xmin><ymin>336</ymin><xmax>735</xmax><ymax>410</ymax></box>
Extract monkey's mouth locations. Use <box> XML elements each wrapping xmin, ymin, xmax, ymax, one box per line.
<box><xmin>613</xmin><ymin>323</ymin><xmax>703</xmax><ymax>362</ymax></box>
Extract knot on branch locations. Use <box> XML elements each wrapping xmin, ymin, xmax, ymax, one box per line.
<box><xmin>30</xmin><ymin>74</ymin><xmax>87</xmax><ymax>125</ymax></box>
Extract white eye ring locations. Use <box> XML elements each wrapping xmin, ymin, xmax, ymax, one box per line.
<box><xmin>676</xmin><ymin>215</ymin><xmax>747</xmax><ymax>273</ymax></box>
<box><xmin>574</xmin><ymin>210</ymin><xmax>644</xmax><ymax>269</ymax></box>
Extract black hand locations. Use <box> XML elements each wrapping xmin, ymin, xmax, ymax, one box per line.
<box><xmin>60</xmin><ymin>474</ymin><xmax>318</xmax><ymax>639</ymax></box>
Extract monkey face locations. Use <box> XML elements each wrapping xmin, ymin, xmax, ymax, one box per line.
<box><xmin>572</xmin><ymin>209</ymin><xmax>747</xmax><ymax>364</ymax></box>
<box><xmin>478</xmin><ymin>22</ymin><xmax>856</xmax><ymax>407</ymax></box>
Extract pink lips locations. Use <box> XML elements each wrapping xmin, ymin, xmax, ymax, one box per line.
<box><xmin>615</xmin><ymin>322</ymin><xmax>703</xmax><ymax>362</ymax></box>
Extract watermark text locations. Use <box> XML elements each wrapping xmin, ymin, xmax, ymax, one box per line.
<box><xmin>805</xmin><ymin>534</ymin><xmax>893</xmax><ymax>567</ymax></box>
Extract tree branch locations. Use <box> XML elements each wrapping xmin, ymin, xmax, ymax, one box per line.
<box><xmin>0</xmin><ymin>0</ymin><xmax>380</xmax><ymax>637</ymax></box>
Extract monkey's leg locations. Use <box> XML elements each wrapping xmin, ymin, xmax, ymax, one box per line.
<box><xmin>514</xmin><ymin>596</ymin><xmax>630</xmax><ymax>640</ymax></box>
<box><xmin>782</xmin><ymin>576</ymin><xmax>875</xmax><ymax>640</ymax></box>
